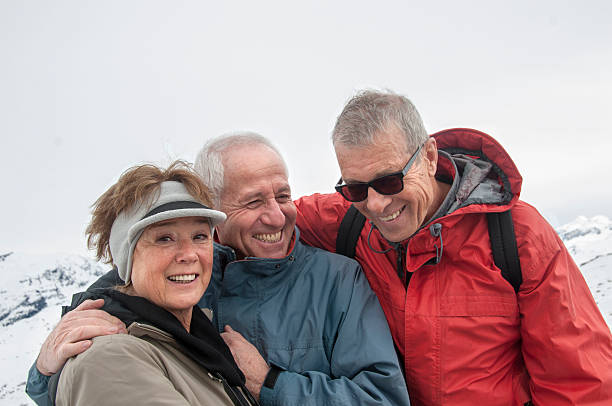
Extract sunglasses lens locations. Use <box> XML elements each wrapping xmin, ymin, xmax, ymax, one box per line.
<box><xmin>336</xmin><ymin>172</ymin><xmax>405</xmax><ymax>202</ymax></box>
<box><xmin>342</xmin><ymin>184</ymin><xmax>368</xmax><ymax>202</ymax></box>
<box><xmin>372</xmin><ymin>174</ymin><xmax>403</xmax><ymax>195</ymax></box>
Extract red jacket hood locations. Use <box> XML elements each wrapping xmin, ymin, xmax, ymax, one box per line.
<box><xmin>431</xmin><ymin>128</ymin><xmax>523</xmax><ymax>215</ymax></box>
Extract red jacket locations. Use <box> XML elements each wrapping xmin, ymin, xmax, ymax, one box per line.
<box><xmin>295</xmin><ymin>128</ymin><xmax>612</xmax><ymax>405</ymax></box>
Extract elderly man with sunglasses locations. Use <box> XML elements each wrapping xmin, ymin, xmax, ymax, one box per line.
<box><xmin>295</xmin><ymin>90</ymin><xmax>612</xmax><ymax>406</ymax></box>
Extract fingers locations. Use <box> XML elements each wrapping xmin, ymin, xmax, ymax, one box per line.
<box><xmin>70</xmin><ymin>299</ymin><xmax>124</xmax><ymax>328</ymax></box>
<box><xmin>74</xmin><ymin>298</ymin><xmax>105</xmax><ymax>311</ymax></box>
<box><xmin>63</xmin><ymin>324</ymin><xmax>124</xmax><ymax>343</ymax></box>
<box><xmin>220</xmin><ymin>331</ymin><xmax>234</xmax><ymax>346</ymax></box>
<box><xmin>218</xmin><ymin>327</ymin><xmax>268</xmax><ymax>401</ymax></box>
<box><xmin>37</xmin><ymin>321</ymin><xmax>124</xmax><ymax>375</ymax></box>
<box><xmin>36</xmin><ymin>338</ymin><xmax>93</xmax><ymax>376</ymax></box>
<box><xmin>222</xmin><ymin>325</ymin><xmax>245</xmax><ymax>340</ymax></box>
<box><xmin>64</xmin><ymin>305</ymin><xmax>125</xmax><ymax>326</ymax></box>
<box><xmin>61</xmin><ymin>308</ymin><xmax>127</xmax><ymax>333</ymax></box>
<box><xmin>35</xmin><ymin>301</ymin><xmax>127</xmax><ymax>375</ymax></box>
<box><xmin>221</xmin><ymin>325</ymin><xmax>237</xmax><ymax>342</ymax></box>
<box><xmin>57</xmin><ymin>340</ymin><xmax>93</xmax><ymax>361</ymax></box>
<box><xmin>220</xmin><ymin>333</ymin><xmax>239</xmax><ymax>362</ymax></box>
<box><xmin>221</xmin><ymin>325</ymin><xmax>242</xmax><ymax>355</ymax></box>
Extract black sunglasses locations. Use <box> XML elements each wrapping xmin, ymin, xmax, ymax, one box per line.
<box><xmin>335</xmin><ymin>142</ymin><xmax>424</xmax><ymax>202</ymax></box>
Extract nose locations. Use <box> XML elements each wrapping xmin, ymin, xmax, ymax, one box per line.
<box><xmin>365</xmin><ymin>186</ymin><xmax>392</xmax><ymax>214</ymax></box>
<box><xmin>175</xmin><ymin>239</ymin><xmax>198</xmax><ymax>263</ymax></box>
<box><xmin>260</xmin><ymin>199</ymin><xmax>286</xmax><ymax>228</ymax></box>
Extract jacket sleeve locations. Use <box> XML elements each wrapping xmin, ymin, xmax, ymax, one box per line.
<box><xmin>513</xmin><ymin>202</ymin><xmax>612</xmax><ymax>405</ymax></box>
<box><xmin>25</xmin><ymin>362</ymin><xmax>51</xmax><ymax>406</ymax></box>
<box><xmin>259</xmin><ymin>264</ymin><xmax>410</xmax><ymax>406</ymax></box>
<box><xmin>56</xmin><ymin>334</ymin><xmax>191</xmax><ymax>406</ymax></box>
<box><xmin>294</xmin><ymin>193</ymin><xmax>351</xmax><ymax>253</ymax></box>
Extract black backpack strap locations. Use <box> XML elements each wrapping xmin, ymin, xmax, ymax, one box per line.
<box><xmin>336</xmin><ymin>205</ymin><xmax>367</xmax><ymax>258</ymax></box>
<box><xmin>336</xmin><ymin>205</ymin><xmax>522</xmax><ymax>292</ymax></box>
<box><xmin>487</xmin><ymin>210</ymin><xmax>522</xmax><ymax>293</ymax></box>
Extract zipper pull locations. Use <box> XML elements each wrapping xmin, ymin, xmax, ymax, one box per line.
<box><xmin>429</xmin><ymin>223</ymin><xmax>444</xmax><ymax>264</ymax></box>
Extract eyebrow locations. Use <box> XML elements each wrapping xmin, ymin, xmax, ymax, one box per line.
<box><xmin>240</xmin><ymin>191</ymin><xmax>265</xmax><ymax>204</ymax></box>
<box><xmin>240</xmin><ymin>184</ymin><xmax>291</xmax><ymax>203</ymax></box>
<box><xmin>343</xmin><ymin>165</ymin><xmax>404</xmax><ymax>184</ymax></box>
<box><xmin>276</xmin><ymin>185</ymin><xmax>291</xmax><ymax>194</ymax></box>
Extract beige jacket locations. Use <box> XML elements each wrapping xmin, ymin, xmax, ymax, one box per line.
<box><xmin>56</xmin><ymin>321</ymin><xmax>246</xmax><ymax>406</ymax></box>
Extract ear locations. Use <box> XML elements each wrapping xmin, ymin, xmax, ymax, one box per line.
<box><xmin>214</xmin><ymin>221</ymin><xmax>226</xmax><ymax>243</ymax></box>
<box><xmin>423</xmin><ymin>137</ymin><xmax>438</xmax><ymax>176</ymax></box>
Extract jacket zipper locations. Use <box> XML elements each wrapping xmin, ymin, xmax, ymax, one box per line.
<box><xmin>396</xmin><ymin>244</ymin><xmax>411</xmax><ymax>287</ymax></box>
<box><xmin>398</xmin><ymin>223</ymin><xmax>444</xmax><ymax>289</ymax></box>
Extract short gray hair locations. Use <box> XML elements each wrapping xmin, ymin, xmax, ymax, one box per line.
<box><xmin>194</xmin><ymin>131</ymin><xmax>288</xmax><ymax>208</ymax></box>
<box><xmin>332</xmin><ymin>89</ymin><xmax>429</xmax><ymax>153</ymax></box>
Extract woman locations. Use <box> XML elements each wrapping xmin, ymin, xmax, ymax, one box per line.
<box><xmin>53</xmin><ymin>161</ymin><xmax>257</xmax><ymax>406</ymax></box>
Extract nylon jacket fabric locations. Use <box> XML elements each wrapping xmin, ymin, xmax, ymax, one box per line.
<box><xmin>199</xmin><ymin>231</ymin><xmax>410</xmax><ymax>406</ymax></box>
<box><xmin>56</xmin><ymin>322</ymin><xmax>245</xmax><ymax>406</ymax></box>
<box><xmin>295</xmin><ymin>128</ymin><xmax>612</xmax><ymax>406</ymax></box>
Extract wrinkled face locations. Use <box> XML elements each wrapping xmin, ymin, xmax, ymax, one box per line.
<box><xmin>216</xmin><ymin>143</ymin><xmax>297</xmax><ymax>259</ymax></box>
<box><xmin>335</xmin><ymin>128</ymin><xmax>439</xmax><ymax>242</ymax></box>
<box><xmin>131</xmin><ymin>217</ymin><xmax>213</xmax><ymax>313</ymax></box>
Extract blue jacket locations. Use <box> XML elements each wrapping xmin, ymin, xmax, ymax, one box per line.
<box><xmin>201</xmin><ymin>230</ymin><xmax>409</xmax><ymax>406</ymax></box>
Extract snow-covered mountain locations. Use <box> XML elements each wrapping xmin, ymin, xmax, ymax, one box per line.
<box><xmin>556</xmin><ymin>215</ymin><xmax>612</xmax><ymax>326</ymax></box>
<box><xmin>1</xmin><ymin>216</ymin><xmax>611</xmax><ymax>405</ymax></box>
<box><xmin>0</xmin><ymin>253</ymin><xmax>107</xmax><ymax>405</ymax></box>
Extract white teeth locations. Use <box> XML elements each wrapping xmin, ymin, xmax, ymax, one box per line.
<box><xmin>168</xmin><ymin>274</ymin><xmax>197</xmax><ymax>283</ymax></box>
<box><xmin>380</xmin><ymin>209</ymin><xmax>402</xmax><ymax>222</ymax></box>
<box><xmin>253</xmin><ymin>232</ymin><xmax>281</xmax><ymax>243</ymax></box>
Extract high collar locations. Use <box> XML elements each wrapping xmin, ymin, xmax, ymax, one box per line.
<box><xmin>214</xmin><ymin>227</ymin><xmax>303</xmax><ymax>278</ymax></box>
<box><xmin>432</xmin><ymin>127</ymin><xmax>522</xmax><ymax>206</ymax></box>
<box><xmin>214</xmin><ymin>226</ymin><xmax>297</xmax><ymax>261</ymax></box>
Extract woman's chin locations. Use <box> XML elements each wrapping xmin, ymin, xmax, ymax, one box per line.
<box><xmin>165</xmin><ymin>292</ymin><xmax>205</xmax><ymax>312</ymax></box>
<box><xmin>153</xmin><ymin>287</ymin><xmax>207</xmax><ymax>316</ymax></box>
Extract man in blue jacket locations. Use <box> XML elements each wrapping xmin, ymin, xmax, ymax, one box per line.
<box><xmin>26</xmin><ymin>132</ymin><xmax>409</xmax><ymax>406</ymax></box>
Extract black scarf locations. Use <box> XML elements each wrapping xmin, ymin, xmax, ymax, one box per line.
<box><xmin>101</xmin><ymin>289</ymin><xmax>245</xmax><ymax>387</ymax></box>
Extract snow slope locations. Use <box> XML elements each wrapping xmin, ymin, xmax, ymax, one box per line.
<box><xmin>557</xmin><ymin>216</ymin><xmax>612</xmax><ymax>324</ymax></box>
<box><xmin>0</xmin><ymin>253</ymin><xmax>106</xmax><ymax>405</ymax></box>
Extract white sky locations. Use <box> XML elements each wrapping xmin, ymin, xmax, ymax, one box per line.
<box><xmin>1</xmin><ymin>0</ymin><xmax>611</xmax><ymax>255</ymax></box>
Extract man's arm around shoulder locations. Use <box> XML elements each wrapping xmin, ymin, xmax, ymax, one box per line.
<box><xmin>295</xmin><ymin>192</ymin><xmax>351</xmax><ymax>252</ymax></box>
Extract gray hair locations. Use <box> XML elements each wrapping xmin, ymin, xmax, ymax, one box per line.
<box><xmin>194</xmin><ymin>131</ymin><xmax>288</xmax><ymax>208</ymax></box>
<box><xmin>332</xmin><ymin>89</ymin><xmax>429</xmax><ymax>153</ymax></box>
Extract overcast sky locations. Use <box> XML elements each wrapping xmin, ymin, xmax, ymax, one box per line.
<box><xmin>1</xmin><ymin>0</ymin><xmax>611</xmax><ymax>255</ymax></box>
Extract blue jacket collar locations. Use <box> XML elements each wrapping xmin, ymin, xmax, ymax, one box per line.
<box><xmin>214</xmin><ymin>227</ymin><xmax>303</xmax><ymax>278</ymax></box>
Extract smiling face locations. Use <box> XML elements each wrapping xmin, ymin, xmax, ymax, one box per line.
<box><xmin>335</xmin><ymin>127</ymin><xmax>441</xmax><ymax>242</ymax></box>
<box><xmin>215</xmin><ymin>143</ymin><xmax>297</xmax><ymax>259</ymax></box>
<box><xmin>130</xmin><ymin>217</ymin><xmax>213</xmax><ymax>326</ymax></box>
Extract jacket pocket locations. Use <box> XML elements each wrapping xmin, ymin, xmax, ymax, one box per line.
<box><xmin>440</xmin><ymin>295</ymin><xmax>517</xmax><ymax>317</ymax></box>
<box><xmin>265</xmin><ymin>340</ymin><xmax>328</xmax><ymax>373</ymax></box>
